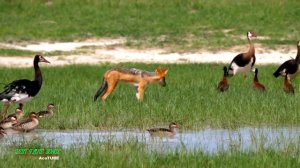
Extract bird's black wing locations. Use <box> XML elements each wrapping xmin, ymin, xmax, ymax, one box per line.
<box><xmin>0</xmin><ymin>79</ymin><xmax>32</xmax><ymax>100</ymax></box>
<box><xmin>230</xmin><ymin>53</ymin><xmax>252</xmax><ymax>67</ymax></box>
<box><xmin>273</xmin><ymin>59</ymin><xmax>298</xmax><ymax>77</ymax></box>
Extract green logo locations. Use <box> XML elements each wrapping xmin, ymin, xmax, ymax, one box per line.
<box><xmin>16</xmin><ymin>148</ymin><xmax>60</xmax><ymax>156</ymax></box>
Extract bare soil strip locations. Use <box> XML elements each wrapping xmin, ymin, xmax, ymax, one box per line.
<box><xmin>0</xmin><ymin>39</ymin><xmax>296</xmax><ymax>67</ymax></box>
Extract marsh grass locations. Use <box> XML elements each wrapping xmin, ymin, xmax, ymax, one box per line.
<box><xmin>1</xmin><ymin>140</ymin><xmax>299</xmax><ymax>167</ymax></box>
<box><xmin>0</xmin><ymin>63</ymin><xmax>299</xmax><ymax>130</ymax></box>
<box><xmin>0</xmin><ymin>0</ymin><xmax>299</xmax><ymax>50</ymax></box>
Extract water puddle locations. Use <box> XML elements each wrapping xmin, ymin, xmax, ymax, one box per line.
<box><xmin>1</xmin><ymin>127</ymin><xmax>299</xmax><ymax>153</ymax></box>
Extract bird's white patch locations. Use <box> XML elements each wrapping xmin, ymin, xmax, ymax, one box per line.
<box><xmin>10</xmin><ymin>93</ymin><xmax>32</xmax><ymax>103</ymax></box>
<box><xmin>229</xmin><ymin>58</ymin><xmax>254</xmax><ymax>76</ymax></box>
<box><xmin>1</xmin><ymin>99</ymin><xmax>9</xmax><ymax>103</ymax></box>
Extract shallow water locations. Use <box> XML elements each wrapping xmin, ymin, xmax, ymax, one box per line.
<box><xmin>1</xmin><ymin>127</ymin><xmax>300</xmax><ymax>154</ymax></box>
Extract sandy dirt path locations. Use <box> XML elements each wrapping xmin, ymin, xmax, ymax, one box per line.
<box><xmin>0</xmin><ymin>39</ymin><xmax>296</xmax><ymax>67</ymax></box>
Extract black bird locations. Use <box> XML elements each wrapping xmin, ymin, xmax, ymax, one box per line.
<box><xmin>228</xmin><ymin>32</ymin><xmax>257</xmax><ymax>76</ymax></box>
<box><xmin>0</xmin><ymin>55</ymin><xmax>50</xmax><ymax>119</ymax></box>
<box><xmin>273</xmin><ymin>40</ymin><xmax>300</xmax><ymax>79</ymax></box>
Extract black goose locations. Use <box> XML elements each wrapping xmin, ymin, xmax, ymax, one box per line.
<box><xmin>228</xmin><ymin>32</ymin><xmax>257</xmax><ymax>76</ymax></box>
<box><xmin>273</xmin><ymin>40</ymin><xmax>300</xmax><ymax>79</ymax></box>
<box><xmin>0</xmin><ymin>55</ymin><xmax>50</xmax><ymax>119</ymax></box>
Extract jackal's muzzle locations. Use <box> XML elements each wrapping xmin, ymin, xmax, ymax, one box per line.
<box><xmin>159</xmin><ymin>77</ymin><xmax>167</xmax><ymax>87</ymax></box>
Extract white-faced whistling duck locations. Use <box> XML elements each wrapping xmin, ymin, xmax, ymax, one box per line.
<box><xmin>283</xmin><ymin>74</ymin><xmax>295</xmax><ymax>94</ymax></box>
<box><xmin>217</xmin><ymin>66</ymin><xmax>229</xmax><ymax>92</ymax></box>
<box><xmin>252</xmin><ymin>68</ymin><xmax>266</xmax><ymax>91</ymax></box>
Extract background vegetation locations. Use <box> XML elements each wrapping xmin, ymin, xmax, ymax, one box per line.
<box><xmin>0</xmin><ymin>0</ymin><xmax>299</xmax><ymax>50</ymax></box>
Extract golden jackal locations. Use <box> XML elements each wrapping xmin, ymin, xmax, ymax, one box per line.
<box><xmin>94</xmin><ymin>67</ymin><xmax>169</xmax><ymax>102</ymax></box>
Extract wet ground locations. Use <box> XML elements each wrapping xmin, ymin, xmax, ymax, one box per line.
<box><xmin>1</xmin><ymin>127</ymin><xmax>299</xmax><ymax>154</ymax></box>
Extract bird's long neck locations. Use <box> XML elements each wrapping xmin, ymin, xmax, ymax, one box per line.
<box><xmin>254</xmin><ymin>72</ymin><xmax>259</xmax><ymax>82</ymax></box>
<box><xmin>246</xmin><ymin>37</ymin><xmax>255</xmax><ymax>58</ymax></box>
<box><xmin>34</xmin><ymin>60</ymin><xmax>42</xmax><ymax>86</ymax></box>
<box><xmin>223</xmin><ymin>69</ymin><xmax>228</xmax><ymax>81</ymax></box>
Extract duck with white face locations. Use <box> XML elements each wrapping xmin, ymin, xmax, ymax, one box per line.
<box><xmin>273</xmin><ymin>40</ymin><xmax>300</xmax><ymax>80</ymax></box>
<box><xmin>227</xmin><ymin>32</ymin><xmax>257</xmax><ymax>76</ymax></box>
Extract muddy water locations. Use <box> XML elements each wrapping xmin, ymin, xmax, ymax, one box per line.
<box><xmin>1</xmin><ymin>127</ymin><xmax>299</xmax><ymax>153</ymax></box>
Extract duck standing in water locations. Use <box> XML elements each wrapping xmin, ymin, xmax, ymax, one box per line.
<box><xmin>147</xmin><ymin>122</ymin><xmax>180</xmax><ymax>137</ymax></box>
<box><xmin>12</xmin><ymin>112</ymin><xmax>39</xmax><ymax>132</ymax></box>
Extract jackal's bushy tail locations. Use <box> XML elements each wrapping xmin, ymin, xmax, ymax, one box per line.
<box><xmin>94</xmin><ymin>78</ymin><xmax>108</xmax><ymax>101</ymax></box>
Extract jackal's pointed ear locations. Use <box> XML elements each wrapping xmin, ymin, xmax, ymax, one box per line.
<box><xmin>162</xmin><ymin>68</ymin><xmax>169</xmax><ymax>75</ymax></box>
<box><xmin>155</xmin><ymin>67</ymin><xmax>162</xmax><ymax>74</ymax></box>
<box><xmin>156</xmin><ymin>67</ymin><xmax>168</xmax><ymax>77</ymax></box>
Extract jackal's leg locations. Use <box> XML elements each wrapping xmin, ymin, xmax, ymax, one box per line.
<box><xmin>137</xmin><ymin>85</ymin><xmax>145</xmax><ymax>101</ymax></box>
<box><xmin>101</xmin><ymin>81</ymin><xmax>118</xmax><ymax>101</ymax></box>
<box><xmin>134</xmin><ymin>84</ymin><xmax>139</xmax><ymax>99</ymax></box>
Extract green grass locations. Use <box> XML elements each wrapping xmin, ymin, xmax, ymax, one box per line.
<box><xmin>0</xmin><ymin>0</ymin><xmax>299</xmax><ymax>50</ymax></box>
<box><xmin>0</xmin><ymin>63</ymin><xmax>299</xmax><ymax>130</ymax></box>
<box><xmin>1</xmin><ymin>140</ymin><xmax>299</xmax><ymax>167</ymax></box>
